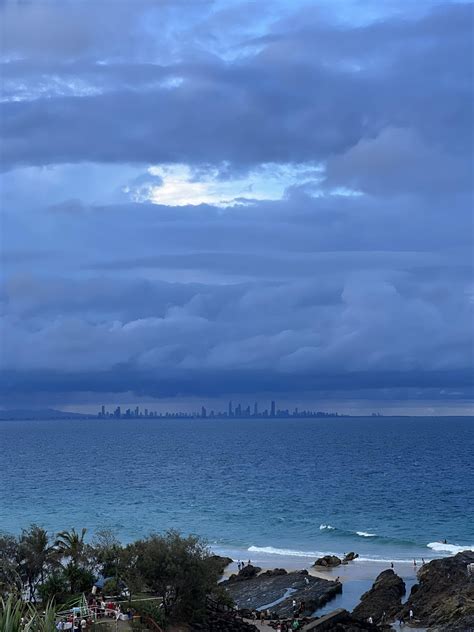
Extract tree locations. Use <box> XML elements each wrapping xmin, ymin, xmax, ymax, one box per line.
<box><xmin>132</xmin><ymin>530</ymin><xmax>221</xmax><ymax>622</ymax></box>
<box><xmin>91</xmin><ymin>529</ymin><xmax>122</xmax><ymax>578</ymax></box>
<box><xmin>0</xmin><ymin>534</ymin><xmax>21</xmax><ymax>598</ymax></box>
<box><xmin>37</xmin><ymin>572</ymin><xmax>69</xmax><ymax>605</ymax></box>
<box><xmin>55</xmin><ymin>529</ymin><xmax>94</xmax><ymax>597</ymax></box>
<box><xmin>55</xmin><ymin>529</ymin><xmax>87</xmax><ymax>567</ymax></box>
<box><xmin>18</xmin><ymin>525</ymin><xmax>56</xmax><ymax>602</ymax></box>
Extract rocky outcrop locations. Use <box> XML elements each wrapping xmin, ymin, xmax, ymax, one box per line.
<box><xmin>209</xmin><ymin>554</ymin><xmax>233</xmax><ymax>574</ymax></box>
<box><xmin>342</xmin><ymin>552</ymin><xmax>359</xmax><ymax>563</ymax></box>
<box><xmin>191</xmin><ymin>612</ymin><xmax>257</xmax><ymax>631</ymax></box>
<box><xmin>398</xmin><ymin>550</ymin><xmax>474</xmax><ymax>629</ymax></box>
<box><xmin>352</xmin><ymin>569</ymin><xmax>405</xmax><ymax>622</ymax></box>
<box><xmin>223</xmin><ymin>569</ymin><xmax>342</xmax><ymax>618</ymax></box>
<box><xmin>227</xmin><ymin>564</ymin><xmax>262</xmax><ymax>582</ymax></box>
<box><xmin>301</xmin><ymin>608</ymin><xmax>382</xmax><ymax>631</ymax></box>
<box><xmin>314</xmin><ymin>555</ymin><xmax>342</xmax><ymax>568</ymax></box>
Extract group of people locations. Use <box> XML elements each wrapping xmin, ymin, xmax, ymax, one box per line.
<box><xmin>366</xmin><ymin>609</ymin><xmax>414</xmax><ymax>627</ymax></box>
<box><xmin>245</xmin><ymin>599</ymin><xmax>307</xmax><ymax>630</ymax></box>
<box><xmin>237</xmin><ymin>559</ymin><xmax>252</xmax><ymax>571</ymax></box>
<box><xmin>55</xmin><ymin>596</ymin><xmax>135</xmax><ymax>630</ymax></box>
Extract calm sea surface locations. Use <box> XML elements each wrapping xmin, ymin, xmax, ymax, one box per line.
<box><xmin>0</xmin><ymin>416</ymin><xmax>472</xmax><ymax>563</ymax></box>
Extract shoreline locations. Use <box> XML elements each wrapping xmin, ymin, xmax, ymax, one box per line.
<box><xmin>215</xmin><ymin>546</ymin><xmax>421</xmax><ymax>615</ymax></box>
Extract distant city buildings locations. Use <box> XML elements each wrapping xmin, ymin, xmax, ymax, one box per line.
<box><xmin>97</xmin><ymin>401</ymin><xmax>347</xmax><ymax>419</ymax></box>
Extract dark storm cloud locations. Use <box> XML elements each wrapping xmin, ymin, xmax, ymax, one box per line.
<box><xmin>0</xmin><ymin>3</ymin><xmax>472</xmax><ymax>170</ymax></box>
<box><xmin>0</xmin><ymin>0</ymin><xmax>473</xmax><ymax>406</ymax></box>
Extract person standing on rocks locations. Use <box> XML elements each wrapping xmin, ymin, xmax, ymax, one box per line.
<box><xmin>409</xmin><ymin>609</ymin><xmax>414</xmax><ymax>621</ymax></box>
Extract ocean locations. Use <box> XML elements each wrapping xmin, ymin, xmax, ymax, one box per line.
<box><xmin>0</xmin><ymin>416</ymin><xmax>473</xmax><ymax>566</ymax></box>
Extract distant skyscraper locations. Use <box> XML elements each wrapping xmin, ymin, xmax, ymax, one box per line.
<box><xmin>254</xmin><ymin>402</ymin><xmax>258</xmax><ymax>416</ymax></box>
<box><xmin>101</xmin><ymin>405</ymin><xmax>105</xmax><ymax>417</ymax></box>
<box><xmin>228</xmin><ymin>401</ymin><xmax>233</xmax><ymax>417</ymax></box>
<box><xmin>114</xmin><ymin>406</ymin><xmax>121</xmax><ymax>418</ymax></box>
<box><xmin>135</xmin><ymin>406</ymin><xmax>139</xmax><ymax>417</ymax></box>
<box><xmin>201</xmin><ymin>406</ymin><xmax>207</xmax><ymax>418</ymax></box>
<box><xmin>271</xmin><ymin>400</ymin><xmax>276</xmax><ymax>417</ymax></box>
<box><xmin>236</xmin><ymin>403</ymin><xmax>242</xmax><ymax>417</ymax></box>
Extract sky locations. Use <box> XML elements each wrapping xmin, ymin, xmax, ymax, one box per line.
<box><xmin>0</xmin><ymin>0</ymin><xmax>473</xmax><ymax>414</ymax></box>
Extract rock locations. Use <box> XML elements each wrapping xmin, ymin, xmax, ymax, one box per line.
<box><xmin>222</xmin><ymin>569</ymin><xmax>341</xmax><ymax>618</ymax></box>
<box><xmin>343</xmin><ymin>552</ymin><xmax>359</xmax><ymax>563</ymax></box>
<box><xmin>227</xmin><ymin>564</ymin><xmax>262</xmax><ymax>583</ymax></box>
<box><xmin>314</xmin><ymin>555</ymin><xmax>342</xmax><ymax>568</ymax></box>
<box><xmin>260</xmin><ymin>568</ymin><xmax>287</xmax><ymax>577</ymax></box>
<box><xmin>209</xmin><ymin>555</ymin><xmax>233</xmax><ymax>574</ymax></box>
<box><xmin>397</xmin><ymin>550</ymin><xmax>474</xmax><ymax>629</ymax></box>
<box><xmin>352</xmin><ymin>569</ymin><xmax>405</xmax><ymax>622</ymax></box>
<box><xmin>301</xmin><ymin>608</ymin><xmax>383</xmax><ymax>630</ymax></box>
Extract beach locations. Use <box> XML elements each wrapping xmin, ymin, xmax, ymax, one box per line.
<box><xmin>215</xmin><ymin>546</ymin><xmax>418</xmax><ymax>615</ymax></box>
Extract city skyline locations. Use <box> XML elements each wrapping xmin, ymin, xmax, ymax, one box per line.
<box><xmin>97</xmin><ymin>400</ymin><xmax>374</xmax><ymax>419</ymax></box>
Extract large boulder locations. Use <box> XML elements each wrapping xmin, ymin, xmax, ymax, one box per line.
<box><xmin>343</xmin><ymin>552</ymin><xmax>359</xmax><ymax>563</ymax></box>
<box><xmin>227</xmin><ymin>564</ymin><xmax>262</xmax><ymax>583</ymax></box>
<box><xmin>314</xmin><ymin>555</ymin><xmax>342</xmax><ymax>568</ymax></box>
<box><xmin>352</xmin><ymin>569</ymin><xmax>405</xmax><ymax>622</ymax></box>
<box><xmin>398</xmin><ymin>551</ymin><xmax>474</xmax><ymax>628</ymax></box>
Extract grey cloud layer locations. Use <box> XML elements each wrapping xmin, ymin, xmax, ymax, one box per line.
<box><xmin>0</xmin><ymin>0</ymin><xmax>473</xmax><ymax>405</ymax></box>
<box><xmin>1</xmin><ymin>3</ymin><xmax>472</xmax><ymax>170</ymax></box>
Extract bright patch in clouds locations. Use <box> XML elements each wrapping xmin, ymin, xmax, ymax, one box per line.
<box><xmin>135</xmin><ymin>163</ymin><xmax>323</xmax><ymax>207</ymax></box>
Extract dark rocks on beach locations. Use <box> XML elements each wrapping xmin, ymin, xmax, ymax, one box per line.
<box><xmin>209</xmin><ymin>554</ymin><xmax>233</xmax><ymax>574</ymax></box>
<box><xmin>352</xmin><ymin>569</ymin><xmax>405</xmax><ymax>622</ymax></box>
<box><xmin>314</xmin><ymin>555</ymin><xmax>342</xmax><ymax>568</ymax></box>
<box><xmin>191</xmin><ymin>613</ymin><xmax>258</xmax><ymax>632</ymax></box>
<box><xmin>342</xmin><ymin>552</ymin><xmax>359</xmax><ymax>563</ymax></box>
<box><xmin>223</xmin><ymin>569</ymin><xmax>342</xmax><ymax>618</ymax></box>
<box><xmin>227</xmin><ymin>564</ymin><xmax>262</xmax><ymax>582</ymax></box>
<box><xmin>301</xmin><ymin>608</ymin><xmax>383</xmax><ymax>631</ymax></box>
<box><xmin>397</xmin><ymin>550</ymin><xmax>474</xmax><ymax>629</ymax></box>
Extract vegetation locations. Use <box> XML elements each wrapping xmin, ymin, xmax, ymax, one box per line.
<box><xmin>0</xmin><ymin>596</ymin><xmax>57</xmax><ymax>632</ymax></box>
<box><xmin>0</xmin><ymin>525</ymin><xmax>230</xmax><ymax>627</ymax></box>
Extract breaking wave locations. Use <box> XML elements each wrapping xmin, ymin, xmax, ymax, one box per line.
<box><xmin>427</xmin><ymin>542</ymin><xmax>474</xmax><ymax>554</ymax></box>
<box><xmin>356</xmin><ymin>531</ymin><xmax>377</xmax><ymax>538</ymax></box>
<box><xmin>319</xmin><ymin>524</ymin><xmax>336</xmax><ymax>531</ymax></box>
<box><xmin>248</xmin><ymin>546</ymin><xmax>323</xmax><ymax>558</ymax></box>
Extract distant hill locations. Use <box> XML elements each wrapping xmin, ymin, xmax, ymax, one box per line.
<box><xmin>0</xmin><ymin>408</ymin><xmax>91</xmax><ymax>420</ymax></box>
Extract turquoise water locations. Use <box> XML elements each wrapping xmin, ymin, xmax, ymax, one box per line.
<box><xmin>0</xmin><ymin>416</ymin><xmax>472</xmax><ymax>563</ymax></box>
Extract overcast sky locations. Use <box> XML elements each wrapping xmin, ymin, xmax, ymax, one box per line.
<box><xmin>0</xmin><ymin>0</ymin><xmax>473</xmax><ymax>413</ymax></box>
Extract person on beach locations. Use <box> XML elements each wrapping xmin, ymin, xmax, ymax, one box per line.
<box><xmin>368</xmin><ymin>616</ymin><xmax>373</xmax><ymax>624</ymax></box>
<box><xmin>409</xmin><ymin>609</ymin><xmax>414</xmax><ymax>621</ymax></box>
<box><xmin>292</xmin><ymin>599</ymin><xmax>297</xmax><ymax>614</ymax></box>
<box><xmin>259</xmin><ymin>610</ymin><xmax>265</xmax><ymax>625</ymax></box>
<box><xmin>413</xmin><ymin>559</ymin><xmax>417</xmax><ymax>567</ymax></box>
<box><xmin>391</xmin><ymin>562</ymin><xmax>394</xmax><ymax>569</ymax></box>
<box><xmin>422</xmin><ymin>557</ymin><xmax>425</xmax><ymax>565</ymax></box>
<box><xmin>304</xmin><ymin>576</ymin><xmax>309</xmax><ymax>585</ymax></box>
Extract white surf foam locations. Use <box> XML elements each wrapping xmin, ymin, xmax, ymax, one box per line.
<box><xmin>319</xmin><ymin>524</ymin><xmax>336</xmax><ymax>531</ymax></box>
<box><xmin>356</xmin><ymin>531</ymin><xmax>377</xmax><ymax>538</ymax></box>
<box><xmin>248</xmin><ymin>545</ymin><xmax>323</xmax><ymax>558</ymax></box>
<box><xmin>427</xmin><ymin>542</ymin><xmax>474</xmax><ymax>554</ymax></box>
